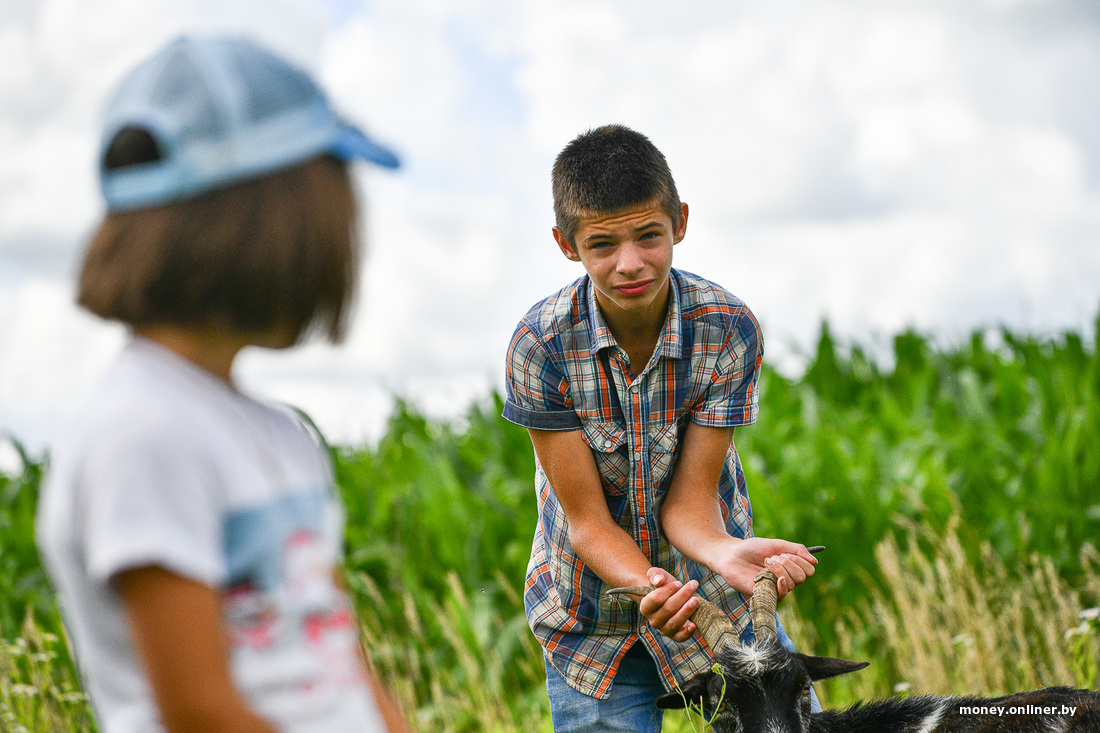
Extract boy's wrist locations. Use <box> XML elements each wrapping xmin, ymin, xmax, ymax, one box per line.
<box><xmin>694</xmin><ymin>533</ymin><xmax>742</xmax><ymax>572</ymax></box>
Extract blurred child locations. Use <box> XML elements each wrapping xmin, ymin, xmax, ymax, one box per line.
<box><xmin>37</xmin><ymin>35</ymin><xmax>408</xmax><ymax>733</ymax></box>
<box><xmin>503</xmin><ymin>125</ymin><xmax>819</xmax><ymax>731</ymax></box>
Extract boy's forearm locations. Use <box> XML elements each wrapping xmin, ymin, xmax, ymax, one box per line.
<box><xmin>659</xmin><ymin>420</ymin><xmax>820</xmax><ymax>597</ymax></box>
<box><xmin>659</xmin><ymin>422</ymin><xmax>740</xmax><ymax>569</ymax></box>
<box><xmin>527</xmin><ymin>428</ymin><xmax>654</xmax><ymax>588</ymax></box>
<box><xmin>567</xmin><ymin>513</ymin><xmax>657</xmax><ymax>588</ymax></box>
<box><xmin>660</xmin><ymin>490</ymin><xmax>739</xmax><ymax>569</ymax></box>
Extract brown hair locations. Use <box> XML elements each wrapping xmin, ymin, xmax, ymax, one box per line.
<box><xmin>78</xmin><ymin>155</ymin><xmax>358</xmax><ymax>344</ymax></box>
<box><xmin>552</xmin><ymin>124</ymin><xmax>681</xmax><ymax>247</ymax></box>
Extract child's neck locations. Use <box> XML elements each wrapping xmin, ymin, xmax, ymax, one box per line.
<box><xmin>135</xmin><ymin>325</ymin><xmax>249</xmax><ymax>384</ymax></box>
<box><xmin>596</xmin><ymin>281</ymin><xmax>671</xmax><ymax>379</ymax></box>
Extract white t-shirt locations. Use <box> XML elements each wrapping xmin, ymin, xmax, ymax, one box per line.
<box><xmin>37</xmin><ymin>337</ymin><xmax>386</xmax><ymax>733</ymax></box>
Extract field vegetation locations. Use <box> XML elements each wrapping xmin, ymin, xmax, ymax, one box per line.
<box><xmin>2</xmin><ymin>317</ymin><xmax>1098</xmax><ymax>731</ymax></box>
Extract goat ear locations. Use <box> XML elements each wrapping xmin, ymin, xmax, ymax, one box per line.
<box><xmin>656</xmin><ymin>671</ymin><xmax>715</xmax><ymax>710</ymax></box>
<box><xmin>796</xmin><ymin>653</ymin><xmax>870</xmax><ymax>682</ymax></box>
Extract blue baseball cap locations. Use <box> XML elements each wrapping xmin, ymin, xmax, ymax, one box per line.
<box><xmin>99</xmin><ymin>35</ymin><xmax>399</xmax><ymax>212</ymax></box>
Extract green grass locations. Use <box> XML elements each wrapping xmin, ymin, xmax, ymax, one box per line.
<box><xmin>0</xmin><ymin>438</ymin><xmax>55</xmax><ymax>642</ymax></box>
<box><xmin>0</xmin><ymin>615</ymin><xmax>93</xmax><ymax>733</ymax></box>
<box><xmin>741</xmin><ymin>317</ymin><xmax>1100</xmax><ymax>649</ymax></box>
<box><xmin>2</xmin><ymin>313</ymin><xmax>1098</xmax><ymax>730</ymax></box>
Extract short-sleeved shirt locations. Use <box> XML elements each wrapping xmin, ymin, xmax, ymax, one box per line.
<box><xmin>502</xmin><ymin>269</ymin><xmax>764</xmax><ymax>698</ymax></box>
<box><xmin>37</xmin><ymin>338</ymin><xmax>386</xmax><ymax>733</ymax></box>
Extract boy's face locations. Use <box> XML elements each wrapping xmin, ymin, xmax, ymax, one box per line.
<box><xmin>554</xmin><ymin>201</ymin><xmax>689</xmax><ymax>326</ymax></box>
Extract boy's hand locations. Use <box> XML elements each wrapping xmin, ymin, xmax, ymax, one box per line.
<box><xmin>638</xmin><ymin>568</ymin><xmax>700</xmax><ymax>642</ymax></box>
<box><xmin>709</xmin><ymin>538</ymin><xmax>817</xmax><ymax>601</ymax></box>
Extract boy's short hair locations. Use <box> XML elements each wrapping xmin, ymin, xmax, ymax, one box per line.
<box><xmin>79</xmin><ymin>129</ymin><xmax>358</xmax><ymax>344</ymax></box>
<box><xmin>552</xmin><ymin>124</ymin><xmax>681</xmax><ymax>246</ymax></box>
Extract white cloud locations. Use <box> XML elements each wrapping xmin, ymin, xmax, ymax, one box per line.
<box><xmin>2</xmin><ymin>0</ymin><xmax>1099</xmax><ymax>449</ymax></box>
<box><xmin>0</xmin><ymin>279</ymin><xmax>125</xmax><ymax>449</ymax></box>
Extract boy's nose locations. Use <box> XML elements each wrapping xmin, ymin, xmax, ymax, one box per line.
<box><xmin>616</xmin><ymin>242</ymin><xmax>644</xmax><ymax>274</ymax></box>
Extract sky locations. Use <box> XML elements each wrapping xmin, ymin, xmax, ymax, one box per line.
<box><xmin>2</xmin><ymin>0</ymin><xmax>1099</xmax><ymax>458</ymax></box>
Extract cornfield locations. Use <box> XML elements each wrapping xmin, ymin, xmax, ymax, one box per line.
<box><xmin>2</xmin><ymin>316</ymin><xmax>1098</xmax><ymax>731</ymax></box>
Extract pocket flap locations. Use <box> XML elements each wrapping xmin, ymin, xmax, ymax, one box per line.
<box><xmin>582</xmin><ymin>421</ymin><xmax>626</xmax><ymax>453</ymax></box>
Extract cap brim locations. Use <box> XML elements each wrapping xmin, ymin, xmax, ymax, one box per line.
<box><xmin>331</xmin><ymin>123</ymin><xmax>400</xmax><ymax>169</ymax></box>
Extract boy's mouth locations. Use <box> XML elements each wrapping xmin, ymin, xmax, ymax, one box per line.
<box><xmin>615</xmin><ymin>280</ymin><xmax>652</xmax><ymax>296</ymax></box>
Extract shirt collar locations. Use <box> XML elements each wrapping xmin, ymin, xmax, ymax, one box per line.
<box><xmin>583</xmin><ymin>271</ymin><xmax>684</xmax><ymax>359</ymax></box>
<box><xmin>585</xmin><ymin>278</ymin><xmax>617</xmax><ymax>353</ymax></box>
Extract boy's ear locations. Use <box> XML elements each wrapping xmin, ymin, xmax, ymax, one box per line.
<box><xmin>673</xmin><ymin>202</ymin><xmax>689</xmax><ymax>244</ymax></box>
<box><xmin>552</xmin><ymin>227</ymin><xmax>581</xmax><ymax>261</ymax></box>
<box><xmin>796</xmin><ymin>653</ymin><xmax>870</xmax><ymax>682</ymax></box>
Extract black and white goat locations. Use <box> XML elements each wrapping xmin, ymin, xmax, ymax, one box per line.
<box><xmin>608</xmin><ymin>571</ymin><xmax>1100</xmax><ymax>732</ymax></box>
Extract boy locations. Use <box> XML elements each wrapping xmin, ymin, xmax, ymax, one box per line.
<box><xmin>503</xmin><ymin>125</ymin><xmax>818</xmax><ymax>731</ymax></box>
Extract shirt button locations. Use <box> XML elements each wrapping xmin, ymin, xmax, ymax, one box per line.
<box><xmin>603</xmin><ymin>439</ymin><xmax>613</xmax><ymax>449</ymax></box>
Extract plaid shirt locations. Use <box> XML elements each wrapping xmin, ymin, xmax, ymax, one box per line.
<box><xmin>502</xmin><ymin>269</ymin><xmax>764</xmax><ymax>698</ymax></box>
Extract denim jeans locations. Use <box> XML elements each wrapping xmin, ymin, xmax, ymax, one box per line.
<box><xmin>544</xmin><ymin>616</ymin><xmax>822</xmax><ymax>732</ymax></box>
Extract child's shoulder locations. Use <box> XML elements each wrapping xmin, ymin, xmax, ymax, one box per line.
<box><xmin>514</xmin><ymin>274</ymin><xmax>590</xmax><ymax>339</ymax></box>
<box><xmin>673</xmin><ymin>269</ymin><xmax>758</xmax><ymax>333</ymax></box>
<box><xmin>64</xmin><ymin>339</ymin><xmax>270</xmax><ymax>459</ymax></box>
<box><xmin>63</xmin><ymin>362</ymin><xmax>211</xmax><ymax>468</ymax></box>
<box><xmin>57</xmin><ymin>344</ymin><xmax>322</xmax><ymax>486</ymax></box>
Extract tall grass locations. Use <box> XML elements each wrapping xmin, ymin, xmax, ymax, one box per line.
<box><xmin>742</xmin><ymin>316</ymin><xmax>1100</xmax><ymax>648</ymax></box>
<box><xmin>0</xmin><ymin>615</ymin><xmax>93</xmax><ymax>733</ymax></box>
<box><xmin>1</xmin><ymin>314</ymin><xmax>1098</xmax><ymax>730</ymax></box>
<box><xmin>352</xmin><ymin>571</ymin><xmax>550</xmax><ymax>732</ymax></box>
<box><xmin>0</xmin><ymin>438</ymin><xmax>55</xmax><ymax>641</ymax></box>
<box><xmin>783</xmin><ymin>519</ymin><xmax>1100</xmax><ymax>707</ymax></box>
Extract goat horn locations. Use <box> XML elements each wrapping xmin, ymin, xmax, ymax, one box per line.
<box><xmin>604</xmin><ymin>586</ymin><xmax>656</xmax><ymax>603</ymax></box>
<box><xmin>605</xmin><ymin>584</ymin><xmax>740</xmax><ymax>653</ymax></box>
<box><xmin>749</xmin><ymin>569</ymin><xmax>780</xmax><ymax>642</ymax></box>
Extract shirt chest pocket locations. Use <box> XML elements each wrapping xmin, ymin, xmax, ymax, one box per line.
<box><xmin>648</xmin><ymin>421</ymin><xmax>680</xmax><ymax>493</ymax></box>
<box><xmin>581</xmin><ymin>421</ymin><xmax>629</xmax><ymax>496</ymax></box>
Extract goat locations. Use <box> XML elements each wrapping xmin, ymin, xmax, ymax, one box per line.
<box><xmin>608</xmin><ymin>571</ymin><xmax>1100</xmax><ymax>732</ymax></box>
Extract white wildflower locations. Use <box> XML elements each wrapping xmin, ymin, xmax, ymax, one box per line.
<box><xmin>1064</xmin><ymin>621</ymin><xmax>1089</xmax><ymax>640</ymax></box>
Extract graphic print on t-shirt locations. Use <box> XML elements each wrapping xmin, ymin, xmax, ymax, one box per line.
<box><xmin>221</xmin><ymin>491</ymin><xmax>363</xmax><ymax>721</ymax></box>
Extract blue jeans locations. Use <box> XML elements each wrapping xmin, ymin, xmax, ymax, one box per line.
<box><xmin>544</xmin><ymin>616</ymin><xmax>821</xmax><ymax>732</ymax></box>
<box><xmin>545</xmin><ymin>642</ymin><xmax>666</xmax><ymax>732</ymax></box>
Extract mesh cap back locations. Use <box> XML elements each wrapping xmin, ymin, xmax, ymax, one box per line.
<box><xmin>100</xmin><ymin>35</ymin><xmax>399</xmax><ymax>212</ymax></box>
<box><xmin>144</xmin><ymin>44</ymin><xmax>230</xmax><ymax>143</ymax></box>
<box><xmin>223</xmin><ymin>42</ymin><xmax>318</xmax><ymax>125</ymax></box>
